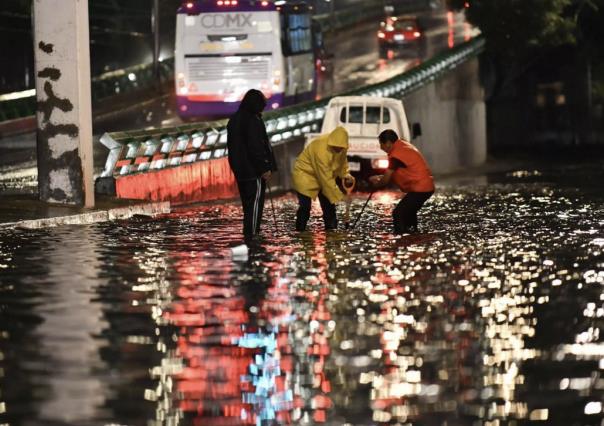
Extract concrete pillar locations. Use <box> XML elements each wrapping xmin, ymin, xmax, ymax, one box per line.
<box><xmin>33</xmin><ymin>0</ymin><xmax>94</xmax><ymax>207</ymax></box>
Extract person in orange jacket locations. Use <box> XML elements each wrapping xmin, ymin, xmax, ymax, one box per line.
<box><xmin>369</xmin><ymin>129</ymin><xmax>434</xmax><ymax>234</ymax></box>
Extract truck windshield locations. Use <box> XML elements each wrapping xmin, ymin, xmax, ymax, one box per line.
<box><xmin>340</xmin><ymin>106</ymin><xmax>391</xmax><ymax>123</ymax></box>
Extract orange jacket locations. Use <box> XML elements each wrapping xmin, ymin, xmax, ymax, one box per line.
<box><xmin>389</xmin><ymin>139</ymin><xmax>435</xmax><ymax>193</ymax></box>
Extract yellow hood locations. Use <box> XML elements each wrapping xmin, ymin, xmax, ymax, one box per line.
<box><xmin>291</xmin><ymin>127</ymin><xmax>351</xmax><ymax>204</ymax></box>
<box><xmin>326</xmin><ymin>126</ymin><xmax>349</xmax><ymax>149</ymax></box>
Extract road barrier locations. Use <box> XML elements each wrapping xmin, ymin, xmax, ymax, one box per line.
<box><xmin>96</xmin><ymin>36</ymin><xmax>485</xmax><ymax>204</ymax></box>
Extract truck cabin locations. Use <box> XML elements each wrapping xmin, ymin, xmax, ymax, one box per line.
<box><xmin>325</xmin><ymin>98</ymin><xmax>409</xmax><ymax>142</ymax></box>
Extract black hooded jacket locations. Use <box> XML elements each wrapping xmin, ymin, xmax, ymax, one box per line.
<box><xmin>227</xmin><ymin>89</ymin><xmax>278</xmax><ymax>181</ymax></box>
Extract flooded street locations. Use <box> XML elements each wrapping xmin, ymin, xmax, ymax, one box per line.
<box><xmin>1</xmin><ymin>157</ymin><xmax>603</xmax><ymax>425</ymax></box>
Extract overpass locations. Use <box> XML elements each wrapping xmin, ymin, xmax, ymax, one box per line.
<box><xmin>0</xmin><ymin>0</ymin><xmax>432</xmax><ymax>124</ymax></box>
<box><xmin>95</xmin><ymin>36</ymin><xmax>486</xmax><ymax>204</ymax></box>
<box><xmin>0</xmin><ymin>1</ymin><xmax>485</xmax><ymax>207</ymax></box>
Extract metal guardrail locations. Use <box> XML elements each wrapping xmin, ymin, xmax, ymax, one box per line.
<box><xmin>99</xmin><ymin>36</ymin><xmax>485</xmax><ymax>178</ymax></box>
<box><xmin>2</xmin><ymin>0</ymin><xmax>413</xmax><ymax>123</ymax></box>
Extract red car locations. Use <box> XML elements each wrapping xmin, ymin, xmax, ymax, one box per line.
<box><xmin>377</xmin><ymin>15</ymin><xmax>424</xmax><ymax>57</ymax></box>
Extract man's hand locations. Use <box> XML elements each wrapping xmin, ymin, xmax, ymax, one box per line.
<box><xmin>261</xmin><ymin>171</ymin><xmax>272</xmax><ymax>181</ymax></box>
<box><xmin>368</xmin><ymin>175</ymin><xmax>382</xmax><ymax>188</ymax></box>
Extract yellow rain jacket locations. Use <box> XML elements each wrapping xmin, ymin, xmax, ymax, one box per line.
<box><xmin>292</xmin><ymin>126</ymin><xmax>350</xmax><ymax>204</ymax></box>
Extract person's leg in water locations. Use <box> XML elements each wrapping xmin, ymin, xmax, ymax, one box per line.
<box><xmin>318</xmin><ymin>191</ymin><xmax>338</xmax><ymax>230</ymax></box>
<box><xmin>295</xmin><ymin>192</ymin><xmax>312</xmax><ymax>231</ymax></box>
<box><xmin>237</xmin><ymin>178</ymin><xmax>265</xmax><ymax>238</ymax></box>
<box><xmin>392</xmin><ymin>192</ymin><xmax>433</xmax><ymax>234</ymax></box>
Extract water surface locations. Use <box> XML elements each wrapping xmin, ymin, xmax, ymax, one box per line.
<box><xmin>1</xmin><ymin>158</ymin><xmax>603</xmax><ymax>425</ymax></box>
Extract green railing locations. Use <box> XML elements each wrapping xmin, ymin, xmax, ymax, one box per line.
<box><xmin>99</xmin><ymin>36</ymin><xmax>485</xmax><ymax>178</ymax></box>
<box><xmin>90</xmin><ymin>58</ymin><xmax>174</xmax><ymax>101</ymax></box>
<box><xmin>0</xmin><ymin>59</ymin><xmax>174</xmax><ymax>122</ymax></box>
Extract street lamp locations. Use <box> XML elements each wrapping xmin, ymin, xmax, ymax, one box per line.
<box><xmin>152</xmin><ymin>0</ymin><xmax>160</xmax><ymax>87</ymax></box>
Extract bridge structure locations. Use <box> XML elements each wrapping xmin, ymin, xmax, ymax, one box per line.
<box><xmin>96</xmin><ymin>36</ymin><xmax>486</xmax><ymax>205</ymax></box>
<box><xmin>1</xmin><ymin>1</ymin><xmax>486</xmax><ymax>208</ymax></box>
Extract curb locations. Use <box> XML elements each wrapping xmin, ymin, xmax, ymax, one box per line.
<box><xmin>0</xmin><ymin>201</ymin><xmax>171</xmax><ymax>230</ymax></box>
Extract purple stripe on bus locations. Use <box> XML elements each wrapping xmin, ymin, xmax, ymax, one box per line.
<box><xmin>177</xmin><ymin>0</ymin><xmax>277</xmax><ymax>14</ymax></box>
<box><xmin>177</xmin><ymin>93</ymin><xmax>286</xmax><ymax>119</ymax></box>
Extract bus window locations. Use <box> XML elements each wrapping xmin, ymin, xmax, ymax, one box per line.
<box><xmin>312</xmin><ymin>21</ymin><xmax>325</xmax><ymax>52</ymax></box>
<box><xmin>282</xmin><ymin>13</ymin><xmax>312</xmax><ymax>55</ymax></box>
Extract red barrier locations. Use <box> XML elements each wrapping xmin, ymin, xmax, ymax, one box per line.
<box><xmin>115</xmin><ymin>157</ymin><xmax>238</xmax><ymax>205</ymax></box>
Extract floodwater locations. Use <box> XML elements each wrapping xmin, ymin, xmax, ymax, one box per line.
<box><xmin>1</xmin><ymin>157</ymin><xmax>603</xmax><ymax>426</ymax></box>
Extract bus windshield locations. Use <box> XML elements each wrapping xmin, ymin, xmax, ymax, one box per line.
<box><xmin>178</xmin><ymin>11</ymin><xmax>280</xmax><ymax>102</ymax></box>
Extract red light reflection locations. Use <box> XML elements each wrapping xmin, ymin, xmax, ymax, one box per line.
<box><xmin>447</xmin><ymin>11</ymin><xmax>455</xmax><ymax>48</ymax></box>
<box><xmin>155</xmin><ymin>240</ymin><xmax>304</xmax><ymax>423</ymax></box>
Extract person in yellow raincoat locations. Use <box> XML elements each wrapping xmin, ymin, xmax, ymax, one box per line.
<box><xmin>292</xmin><ymin>126</ymin><xmax>354</xmax><ymax>231</ymax></box>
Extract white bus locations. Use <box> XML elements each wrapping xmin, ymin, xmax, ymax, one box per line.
<box><xmin>175</xmin><ymin>0</ymin><xmax>317</xmax><ymax>119</ymax></box>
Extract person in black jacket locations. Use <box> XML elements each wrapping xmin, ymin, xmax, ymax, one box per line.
<box><xmin>227</xmin><ymin>89</ymin><xmax>278</xmax><ymax>238</ymax></box>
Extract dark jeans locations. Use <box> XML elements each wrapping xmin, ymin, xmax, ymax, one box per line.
<box><xmin>393</xmin><ymin>191</ymin><xmax>433</xmax><ymax>234</ymax></box>
<box><xmin>295</xmin><ymin>191</ymin><xmax>337</xmax><ymax>231</ymax></box>
<box><xmin>236</xmin><ymin>178</ymin><xmax>266</xmax><ymax>237</ymax></box>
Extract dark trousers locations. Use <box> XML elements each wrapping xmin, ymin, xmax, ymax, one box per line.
<box><xmin>295</xmin><ymin>191</ymin><xmax>337</xmax><ymax>231</ymax></box>
<box><xmin>393</xmin><ymin>191</ymin><xmax>433</xmax><ymax>234</ymax></box>
<box><xmin>236</xmin><ymin>178</ymin><xmax>266</xmax><ymax>237</ymax></box>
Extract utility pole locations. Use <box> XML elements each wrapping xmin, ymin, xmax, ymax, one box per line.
<box><xmin>33</xmin><ymin>0</ymin><xmax>94</xmax><ymax>207</ymax></box>
<box><xmin>152</xmin><ymin>0</ymin><xmax>161</xmax><ymax>87</ymax></box>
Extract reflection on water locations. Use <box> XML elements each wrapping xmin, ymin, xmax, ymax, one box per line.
<box><xmin>1</xmin><ymin>160</ymin><xmax>603</xmax><ymax>425</ymax></box>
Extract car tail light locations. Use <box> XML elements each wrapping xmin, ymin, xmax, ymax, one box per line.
<box><xmin>186</xmin><ymin>2</ymin><xmax>194</xmax><ymax>9</ymax></box>
<box><xmin>377</xmin><ymin>31</ymin><xmax>385</xmax><ymax>39</ymax></box>
<box><xmin>413</xmin><ymin>31</ymin><xmax>421</xmax><ymax>37</ymax></box>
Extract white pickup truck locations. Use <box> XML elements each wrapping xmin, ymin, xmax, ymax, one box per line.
<box><xmin>306</xmin><ymin>95</ymin><xmax>420</xmax><ymax>179</ymax></box>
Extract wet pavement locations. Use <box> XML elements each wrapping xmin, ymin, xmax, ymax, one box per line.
<box><xmin>1</xmin><ymin>155</ymin><xmax>603</xmax><ymax>425</ymax></box>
